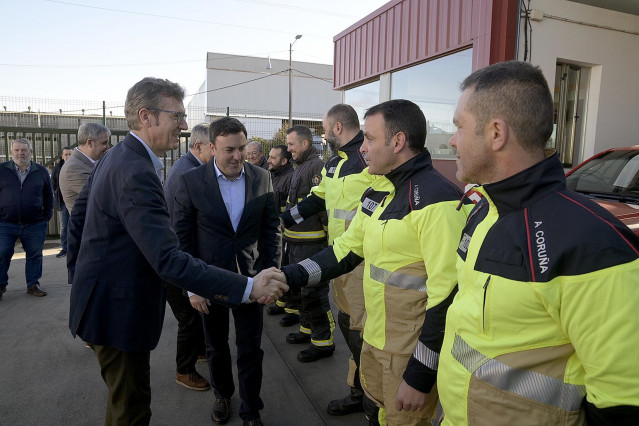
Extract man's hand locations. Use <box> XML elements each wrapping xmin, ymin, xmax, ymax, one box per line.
<box><xmin>250</xmin><ymin>267</ymin><xmax>288</xmax><ymax>304</ymax></box>
<box><xmin>189</xmin><ymin>294</ymin><xmax>211</xmax><ymax>314</ymax></box>
<box><xmin>395</xmin><ymin>380</ymin><xmax>429</xmax><ymax>412</ymax></box>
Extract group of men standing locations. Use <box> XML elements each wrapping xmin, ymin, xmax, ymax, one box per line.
<box><xmin>0</xmin><ymin>122</ymin><xmax>110</xmax><ymax>301</ymax></box>
<box><xmin>4</xmin><ymin>59</ymin><xmax>637</xmax><ymax>426</ymax></box>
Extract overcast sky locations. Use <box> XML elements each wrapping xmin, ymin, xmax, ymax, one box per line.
<box><xmin>1</xmin><ymin>0</ymin><xmax>389</xmax><ymax>105</ymax></box>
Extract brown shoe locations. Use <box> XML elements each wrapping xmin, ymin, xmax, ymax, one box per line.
<box><xmin>26</xmin><ymin>284</ymin><xmax>47</xmax><ymax>297</ymax></box>
<box><xmin>175</xmin><ymin>371</ymin><xmax>210</xmax><ymax>391</ymax></box>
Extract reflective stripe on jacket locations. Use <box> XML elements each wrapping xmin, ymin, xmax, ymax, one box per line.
<box><xmin>439</xmin><ymin>154</ymin><xmax>639</xmax><ymax>425</ymax></box>
<box><xmin>283</xmin><ymin>145</ymin><xmax>326</xmax><ymax>243</ymax></box>
<box><xmin>284</xmin><ymin>151</ymin><xmax>471</xmax><ymax>393</ymax></box>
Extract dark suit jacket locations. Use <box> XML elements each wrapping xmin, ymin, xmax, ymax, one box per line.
<box><xmin>172</xmin><ymin>161</ymin><xmax>281</xmax><ymax>278</ymax></box>
<box><xmin>68</xmin><ymin>133</ymin><xmax>248</xmax><ymax>352</ymax></box>
<box><xmin>163</xmin><ymin>151</ymin><xmax>200</xmax><ymax>217</ymax></box>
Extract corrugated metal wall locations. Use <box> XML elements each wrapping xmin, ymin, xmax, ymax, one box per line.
<box><xmin>333</xmin><ymin>0</ymin><xmax>518</xmax><ymax>89</ymax></box>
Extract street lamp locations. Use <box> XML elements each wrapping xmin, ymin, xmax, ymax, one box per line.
<box><xmin>289</xmin><ymin>34</ymin><xmax>302</xmax><ymax>128</ymax></box>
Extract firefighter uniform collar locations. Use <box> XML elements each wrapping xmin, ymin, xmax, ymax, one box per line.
<box><xmin>386</xmin><ymin>150</ymin><xmax>433</xmax><ymax>189</ymax></box>
<box><xmin>482</xmin><ymin>153</ymin><xmax>566</xmax><ymax>215</ymax></box>
<box><xmin>339</xmin><ymin>131</ymin><xmax>364</xmax><ymax>153</ymax></box>
<box><xmin>294</xmin><ymin>144</ymin><xmax>319</xmax><ymax>165</ymax></box>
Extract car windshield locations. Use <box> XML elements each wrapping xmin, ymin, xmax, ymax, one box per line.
<box><xmin>566</xmin><ymin>150</ymin><xmax>639</xmax><ymax>196</ymax></box>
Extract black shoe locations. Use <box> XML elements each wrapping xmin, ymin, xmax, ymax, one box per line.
<box><xmin>297</xmin><ymin>345</ymin><xmax>335</xmax><ymax>363</ymax></box>
<box><xmin>286</xmin><ymin>332</ymin><xmax>311</xmax><ymax>344</ymax></box>
<box><xmin>266</xmin><ymin>304</ymin><xmax>285</xmax><ymax>315</ymax></box>
<box><xmin>211</xmin><ymin>398</ymin><xmax>231</xmax><ymax>424</ymax></box>
<box><xmin>327</xmin><ymin>388</ymin><xmax>364</xmax><ymax>416</ymax></box>
<box><xmin>243</xmin><ymin>419</ymin><xmax>264</xmax><ymax>426</ymax></box>
<box><xmin>55</xmin><ymin>250</ymin><xmax>67</xmax><ymax>258</ymax></box>
<box><xmin>0</xmin><ymin>286</ymin><xmax>6</xmax><ymax>301</ymax></box>
<box><xmin>279</xmin><ymin>313</ymin><xmax>299</xmax><ymax>327</ymax></box>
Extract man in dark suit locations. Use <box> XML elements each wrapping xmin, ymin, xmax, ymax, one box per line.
<box><xmin>163</xmin><ymin>122</ymin><xmax>213</xmax><ymax>391</ymax></box>
<box><xmin>51</xmin><ymin>146</ymin><xmax>72</xmax><ymax>258</ymax></box>
<box><xmin>67</xmin><ymin>77</ymin><xmax>287</xmax><ymax>426</ymax></box>
<box><xmin>172</xmin><ymin>117</ymin><xmax>281</xmax><ymax>426</ymax></box>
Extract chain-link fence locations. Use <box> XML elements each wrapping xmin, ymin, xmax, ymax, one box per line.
<box><xmin>0</xmin><ymin>96</ymin><xmax>330</xmax><ymax>236</ymax></box>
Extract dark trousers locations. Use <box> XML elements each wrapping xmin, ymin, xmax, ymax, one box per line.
<box><xmin>165</xmin><ymin>283</ymin><xmax>206</xmax><ymax>374</ymax></box>
<box><xmin>0</xmin><ymin>221</ymin><xmax>47</xmax><ymax>288</ymax></box>
<box><xmin>337</xmin><ymin>309</ymin><xmax>363</xmax><ymax>390</ymax></box>
<box><xmin>201</xmin><ymin>302</ymin><xmax>264</xmax><ymax>421</ymax></box>
<box><xmin>288</xmin><ymin>242</ymin><xmax>334</xmax><ymax>348</ymax></box>
<box><xmin>92</xmin><ymin>344</ymin><xmax>151</xmax><ymax>426</ymax></box>
<box><xmin>58</xmin><ymin>204</ymin><xmax>69</xmax><ymax>251</ymax></box>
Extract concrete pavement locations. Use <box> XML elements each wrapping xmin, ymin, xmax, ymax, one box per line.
<box><xmin>0</xmin><ymin>240</ymin><xmax>368</xmax><ymax>426</ymax></box>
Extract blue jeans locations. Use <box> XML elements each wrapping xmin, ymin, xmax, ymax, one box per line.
<box><xmin>58</xmin><ymin>204</ymin><xmax>69</xmax><ymax>251</ymax></box>
<box><xmin>0</xmin><ymin>221</ymin><xmax>48</xmax><ymax>288</ymax></box>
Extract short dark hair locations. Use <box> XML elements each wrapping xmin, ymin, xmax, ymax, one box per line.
<box><xmin>62</xmin><ymin>146</ymin><xmax>73</xmax><ymax>151</ymax></box>
<box><xmin>364</xmin><ymin>99</ymin><xmax>426</xmax><ymax>153</ymax></box>
<box><xmin>460</xmin><ymin>61</ymin><xmax>553</xmax><ymax>153</ymax></box>
<box><xmin>273</xmin><ymin>144</ymin><xmax>292</xmax><ymax>162</ymax></box>
<box><xmin>125</xmin><ymin>77</ymin><xmax>185</xmax><ymax>131</ymax></box>
<box><xmin>326</xmin><ymin>104</ymin><xmax>360</xmax><ymax>132</ymax></box>
<box><xmin>209</xmin><ymin>117</ymin><xmax>247</xmax><ymax>145</ymax></box>
<box><xmin>286</xmin><ymin>125</ymin><xmax>313</xmax><ymax>146</ymax></box>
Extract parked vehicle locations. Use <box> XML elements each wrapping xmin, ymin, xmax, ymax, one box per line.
<box><xmin>566</xmin><ymin>146</ymin><xmax>639</xmax><ymax>236</ymax></box>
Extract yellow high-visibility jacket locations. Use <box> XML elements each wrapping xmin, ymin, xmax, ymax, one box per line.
<box><xmin>281</xmin><ymin>131</ymin><xmax>376</xmax><ymax>313</ymax></box>
<box><xmin>439</xmin><ymin>155</ymin><xmax>639</xmax><ymax>425</ymax></box>
<box><xmin>283</xmin><ymin>151</ymin><xmax>471</xmax><ymax>392</ymax></box>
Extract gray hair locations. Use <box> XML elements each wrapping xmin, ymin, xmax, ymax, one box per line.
<box><xmin>188</xmin><ymin>123</ymin><xmax>210</xmax><ymax>148</ymax></box>
<box><xmin>124</xmin><ymin>77</ymin><xmax>185</xmax><ymax>131</ymax></box>
<box><xmin>247</xmin><ymin>140</ymin><xmax>263</xmax><ymax>154</ymax></box>
<box><xmin>78</xmin><ymin>123</ymin><xmax>111</xmax><ymax>146</ymax></box>
<box><xmin>10</xmin><ymin>138</ymin><xmax>32</xmax><ymax>151</ymax></box>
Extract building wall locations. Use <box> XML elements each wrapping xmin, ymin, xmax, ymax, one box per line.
<box><xmin>203</xmin><ymin>53</ymin><xmax>340</xmax><ymax>116</ymax></box>
<box><xmin>333</xmin><ymin>0</ymin><xmax>518</xmax><ymax>90</ymax></box>
<box><xmin>518</xmin><ymin>0</ymin><xmax>639</xmax><ymax>161</ymax></box>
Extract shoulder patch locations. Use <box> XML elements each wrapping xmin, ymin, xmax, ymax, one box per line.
<box><xmin>312</xmin><ymin>175</ymin><xmax>322</xmax><ymax>186</ymax></box>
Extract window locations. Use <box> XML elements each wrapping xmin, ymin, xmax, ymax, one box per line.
<box><xmin>391</xmin><ymin>49</ymin><xmax>473</xmax><ymax>159</ymax></box>
<box><xmin>344</xmin><ymin>80</ymin><xmax>380</xmax><ymax>125</ymax></box>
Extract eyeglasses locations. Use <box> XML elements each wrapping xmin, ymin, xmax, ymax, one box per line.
<box><xmin>145</xmin><ymin>108</ymin><xmax>187</xmax><ymax>124</ymax></box>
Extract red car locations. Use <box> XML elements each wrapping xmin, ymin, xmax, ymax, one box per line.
<box><xmin>566</xmin><ymin>146</ymin><xmax>639</xmax><ymax>236</ymax></box>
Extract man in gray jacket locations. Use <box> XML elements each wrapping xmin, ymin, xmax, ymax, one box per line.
<box><xmin>59</xmin><ymin>122</ymin><xmax>110</xmax><ymax>213</ymax></box>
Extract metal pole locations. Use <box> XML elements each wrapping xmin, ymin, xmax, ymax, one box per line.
<box><xmin>288</xmin><ymin>35</ymin><xmax>302</xmax><ymax>129</ymax></box>
<box><xmin>103</xmin><ymin>101</ymin><xmax>106</xmax><ymax>126</ymax></box>
<box><xmin>288</xmin><ymin>42</ymin><xmax>293</xmax><ymax>128</ymax></box>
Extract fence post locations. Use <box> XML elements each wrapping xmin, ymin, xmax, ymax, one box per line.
<box><xmin>226</xmin><ymin>107</ymin><xmax>229</xmax><ymax>117</ymax></box>
<box><xmin>103</xmin><ymin>101</ymin><xmax>106</xmax><ymax>126</ymax></box>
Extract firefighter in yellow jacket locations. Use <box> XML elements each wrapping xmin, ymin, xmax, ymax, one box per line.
<box><xmin>279</xmin><ymin>100</ymin><xmax>473</xmax><ymax>425</ymax></box>
<box><xmin>281</xmin><ymin>104</ymin><xmax>376</xmax><ymax>415</ymax></box>
<box><xmin>441</xmin><ymin>61</ymin><xmax>639</xmax><ymax>425</ymax></box>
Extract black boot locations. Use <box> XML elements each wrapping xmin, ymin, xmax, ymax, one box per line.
<box><xmin>327</xmin><ymin>387</ymin><xmax>364</xmax><ymax>416</ymax></box>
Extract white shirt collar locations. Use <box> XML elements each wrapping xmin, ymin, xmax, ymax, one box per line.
<box><xmin>130</xmin><ymin>132</ymin><xmax>165</xmax><ymax>173</ymax></box>
<box><xmin>75</xmin><ymin>147</ymin><xmax>96</xmax><ymax>164</ymax></box>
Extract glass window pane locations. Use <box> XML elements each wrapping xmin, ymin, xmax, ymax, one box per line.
<box><xmin>391</xmin><ymin>49</ymin><xmax>473</xmax><ymax>159</ymax></box>
<box><xmin>344</xmin><ymin>80</ymin><xmax>380</xmax><ymax>125</ymax></box>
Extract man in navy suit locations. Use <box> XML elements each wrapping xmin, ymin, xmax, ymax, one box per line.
<box><xmin>163</xmin><ymin>122</ymin><xmax>213</xmax><ymax>392</ymax></box>
<box><xmin>67</xmin><ymin>77</ymin><xmax>287</xmax><ymax>426</ymax></box>
<box><xmin>172</xmin><ymin>117</ymin><xmax>281</xmax><ymax>426</ymax></box>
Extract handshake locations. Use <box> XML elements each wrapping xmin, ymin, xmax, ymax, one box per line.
<box><xmin>190</xmin><ymin>267</ymin><xmax>291</xmax><ymax>314</ymax></box>
<box><xmin>249</xmin><ymin>267</ymin><xmax>289</xmax><ymax>304</ymax></box>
